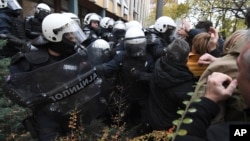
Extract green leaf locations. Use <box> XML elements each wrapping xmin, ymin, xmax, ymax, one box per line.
<box><xmin>172</xmin><ymin>119</ymin><xmax>181</xmax><ymax>125</ymax></box>
<box><xmin>193</xmin><ymin>98</ymin><xmax>201</xmax><ymax>102</ymax></box>
<box><xmin>187</xmin><ymin>92</ymin><xmax>194</xmax><ymax>96</ymax></box>
<box><xmin>182</xmin><ymin>100</ymin><xmax>189</xmax><ymax>105</ymax></box>
<box><xmin>188</xmin><ymin>108</ymin><xmax>197</xmax><ymax>113</ymax></box>
<box><xmin>177</xmin><ymin>129</ymin><xmax>187</xmax><ymax>136</ymax></box>
<box><xmin>177</xmin><ymin>110</ymin><xmax>185</xmax><ymax>115</ymax></box>
<box><xmin>183</xmin><ymin>118</ymin><xmax>193</xmax><ymax>124</ymax></box>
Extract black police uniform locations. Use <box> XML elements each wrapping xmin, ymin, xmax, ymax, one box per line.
<box><xmin>0</xmin><ymin>8</ymin><xmax>26</xmax><ymax>57</ymax></box>
<box><xmin>81</xmin><ymin>25</ymin><xmax>101</xmax><ymax>47</ymax></box>
<box><xmin>24</xmin><ymin>16</ymin><xmax>43</xmax><ymax>40</ymax></box>
<box><xmin>6</xmin><ymin>46</ymin><xmax>71</xmax><ymax>141</ymax></box>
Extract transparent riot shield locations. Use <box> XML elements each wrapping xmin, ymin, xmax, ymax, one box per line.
<box><xmin>4</xmin><ymin>50</ymin><xmax>104</xmax><ymax>114</ymax></box>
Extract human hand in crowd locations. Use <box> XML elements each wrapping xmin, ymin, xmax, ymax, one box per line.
<box><xmin>182</xmin><ymin>18</ymin><xmax>191</xmax><ymax>32</ymax></box>
<box><xmin>207</xmin><ymin>27</ymin><xmax>219</xmax><ymax>52</ymax></box>
<box><xmin>177</xmin><ymin>28</ymin><xmax>188</xmax><ymax>39</ymax></box>
<box><xmin>198</xmin><ymin>53</ymin><xmax>218</xmax><ymax>65</ymax></box>
<box><xmin>204</xmin><ymin>72</ymin><xmax>237</xmax><ymax>103</ymax></box>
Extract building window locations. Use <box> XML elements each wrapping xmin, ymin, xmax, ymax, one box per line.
<box><xmin>123</xmin><ymin>0</ymin><xmax>128</xmax><ymax>15</ymax></box>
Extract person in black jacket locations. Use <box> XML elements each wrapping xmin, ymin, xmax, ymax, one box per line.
<box><xmin>81</xmin><ymin>13</ymin><xmax>101</xmax><ymax>47</ymax></box>
<box><xmin>245</xmin><ymin>7</ymin><xmax>250</xmax><ymax>29</ymax></box>
<box><xmin>4</xmin><ymin>13</ymin><xmax>89</xmax><ymax>141</ymax></box>
<box><xmin>145</xmin><ymin>38</ymin><xmax>195</xmax><ymax>133</ymax></box>
<box><xmin>95</xmin><ymin>27</ymin><xmax>155</xmax><ymax>130</ymax></box>
<box><xmin>146</xmin><ymin>16</ymin><xmax>177</xmax><ymax>61</ymax></box>
<box><xmin>0</xmin><ymin>0</ymin><xmax>26</xmax><ymax>57</ymax></box>
<box><xmin>175</xmin><ymin>32</ymin><xmax>250</xmax><ymax>141</ymax></box>
<box><xmin>177</xmin><ymin>19</ymin><xmax>224</xmax><ymax>57</ymax></box>
<box><xmin>24</xmin><ymin>3</ymin><xmax>51</xmax><ymax>40</ymax></box>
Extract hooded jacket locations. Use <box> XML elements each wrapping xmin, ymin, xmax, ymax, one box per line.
<box><xmin>148</xmin><ymin>56</ymin><xmax>195</xmax><ymax>130</ymax></box>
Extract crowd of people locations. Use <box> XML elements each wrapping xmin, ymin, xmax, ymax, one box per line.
<box><xmin>1</xmin><ymin>0</ymin><xmax>250</xmax><ymax>140</ymax></box>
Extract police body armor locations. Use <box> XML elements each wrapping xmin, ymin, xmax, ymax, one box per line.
<box><xmin>121</xmin><ymin>55</ymin><xmax>150</xmax><ymax>100</ymax></box>
<box><xmin>4</xmin><ymin>47</ymin><xmax>104</xmax><ymax>115</ymax></box>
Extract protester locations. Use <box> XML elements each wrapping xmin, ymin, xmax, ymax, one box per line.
<box><xmin>146</xmin><ymin>38</ymin><xmax>195</xmax><ymax>133</ymax></box>
<box><xmin>245</xmin><ymin>7</ymin><xmax>250</xmax><ymax>29</ymax></box>
<box><xmin>194</xmin><ymin>29</ymin><xmax>249</xmax><ymax>123</ymax></box>
<box><xmin>175</xmin><ymin>30</ymin><xmax>250</xmax><ymax>141</ymax></box>
<box><xmin>187</xmin><ymin>27</ymin><xmax>219</xmax><ymax>80</ymax></box>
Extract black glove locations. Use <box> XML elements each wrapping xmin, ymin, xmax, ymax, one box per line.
<box><xmin>0</xmin><ymin>34</ymin><xmax>26</xmax><ymax>46</ymax></box>
<box><xmin>0</xmin><ymin>33</ymin><xmax>9</xmax><ymax>39</ymax></box>
<box><xmin>130</xmin><ymin>68</ymin><xmax>142</xmax><ymax>80</ymax></box>
<box><xmin>30</xmin><ymin>35</ymin><xmax>49</xmax><ymax>46</ymax></box>
<box><xmin>102</xmin><ymin>33</ymin><xmax>113</xmax><ymax>41</ymax></box>
<box><xmin>94</xmin><ymin>65</ymin><xmax>105</xmax><ymax>77</ymax></box>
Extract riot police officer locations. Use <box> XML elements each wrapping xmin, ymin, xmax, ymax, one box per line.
<box><xmin>24</xmin><ymin>3</ymin><xmax>51</xmax><ymax>40</ymax></box>
<box><xmin>145</xmin><ymin>16</ymin><xmax>177</xmax><ymax>61</ymax></box>
<box><xmin>100</xmin><ymin>16</ymin><xmax>115</xmax><ymax>42</ymax></box>
<box><xmin>0</xmin><ymin>0</ymin><xmax>26</xmax><ymax>57</ymax></box>
<box><xmin>95</xmin><ymin>27</ymin><xmax>154</xmax><ymax>130</ymax></box>
<box><xmin>81</xmin><ymin>13</ymin><xmax>102</xmax><ymax>47</ymax></box>
<box><xmin>4</xmin><ymin>13</ymin><xmax>88</xmax><ymax>141</ymax></box>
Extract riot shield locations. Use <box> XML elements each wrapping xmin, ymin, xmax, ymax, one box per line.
<box><xmin>4</xmin><ymin>50</ymin><xmax>105</xmax><ymax>114</ymax></box>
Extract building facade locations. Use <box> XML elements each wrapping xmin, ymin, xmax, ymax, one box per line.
<box><xmin>20</xmin><ymin>0</ymin><xmax>151</xmax><ymax>26</ymax></box>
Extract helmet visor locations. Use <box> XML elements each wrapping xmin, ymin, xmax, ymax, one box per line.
<box><xmin>7</xmin><ymin>0</ymin><xmax>22</xmax><ymax>10</ymax></box>
<box><xmin>124</xmin><ymin>40</ymin><xmax>146</xmax><ymax>57</ymax></box>
<box><xmin>54</xmin><ymin>21</ymin><xmax>87</xmax><ymax>44</ymax></box>
<box><xmin>87</xmin><ymin>46</ymin><xmax>111</xmax><ymax>66</ymax></box>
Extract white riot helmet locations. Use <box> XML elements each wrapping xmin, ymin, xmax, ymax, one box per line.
<box><xmin>113</xmin><ymin>20</ymin><xmax>126</xmax><ymax>30</ymax></box>
<box><xmin>36</xmin><ymin>3</ymin><xmax>50</xmax><ymax>13</ymax></box>
<box><xmin>88</xmin><ymin>39</ymin><xmax>111</xmax><ymax>65</ymax></box>
<box><xmin>100</xmin><ymin>17</ymin><xmax>115</xmax><ymax>29</ymax></box>
<box><xmin>84</xmin><ymin>13</ymin><xmax>101</xmax><ymax>25</ymax></box>
<box><xmin>0</xmin><ymin>0</ymin><xmax>22</xmax><ymax>10</ymax></box>
<box><xmin>83</xmin><ymin>13</ymin><xmax>94</xmax><ymax>25</ymax></box>
<box><xmin>154</xmin><ymin>16</ymin><xmax>177</xmax><ymax>43</ymax></box>
<box><xmin>0</xmin><ymin>0</ymin><xmax>7</xmax><ymax>8</ymax></box>
<box><xmin>42</xmin><ymin>13</ymin><xmax>85</xmax><ymax>43</ymax></box>
<box><xmin>62</xmin><ymin>12</ymin><xmax>80</xmax><ymax>26</ymax></box>
<box><xmin>154</xmin><ymin>16</ymin><xmax>176</xmax><ymax>33</ymax></box>
<box><xmin>125</xmin><ymin>20</ymin><xmax>143</xmax><ymax>31</ymax></box>
<box><xmin>42</xmin><ymin>13</ymin><xmax>86</xmax><ymax>56</ymax></box>
<box><xmin>112</xmin><ymin>20</ymin><xmax>126</xmax><ymax>40</ymax></box>
<box><xmin>124</xmin><ymin>27</ymin><xmax>146</xmax><ymax>57</ymax></box>
<box><xmin>35</xmin><ymin>3</ymin><xmax>51</xmax><ymax>20</ymax></box>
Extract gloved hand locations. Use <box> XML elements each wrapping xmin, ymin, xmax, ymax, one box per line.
<box><xmin>93</xmin><ymin>65</ymin><xmax>104</xmax><ymax>77</ymax></box>
<box><xmin>30</xmin><ymin>35</ymin><xmax>49</xmax><ymax>46</ymax></box>
<box><xmin>0</xmin><ymin>33</ymin><xmax>9</xmax><ymax>39</ymax></box>
<box><xmin>0</xmin><ymin>34</ymin><xmax>26</xmax><ymax>46</ymax></box>
<box><xmin>130</xmin><ymin>68</ymin><xmax>142</xmax><ymax>80</ymax></box>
